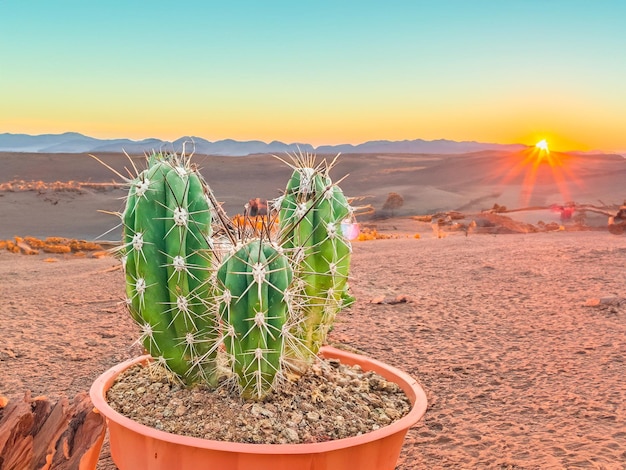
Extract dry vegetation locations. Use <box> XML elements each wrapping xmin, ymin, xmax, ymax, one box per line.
<box><xmin>0</xmin><ymin>179</ymin><xmax>121</xmax><ymax>193</ymax></box>
<box><xmin>381</xmin><ymin>192</ymin><xmax>405</xmax><ymax>216</ymax></box>
<box><xmin>0</xmin><ymin>236</ymin><xmax>107</xmax><ymax>257</ymax></box>
<box><xmin>356</xmin><ymin>226</ymin><xmax>420</xmax><ymax>241</ymax></box>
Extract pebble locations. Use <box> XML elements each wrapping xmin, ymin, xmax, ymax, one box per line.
<box><xmin>300</xmin><ymin>401</ymin><xmax>315</xmax><ymax>412</ymax></box>
<box><xmin>385</xmin><ymin>407</ymin><xmax>401</xmax><ymax>420</ymax></box>
<box><xmin>140</xmin><ymin>393</ymin><xmax>155</xmax><ymax>405</ymax></box>
<box><xmin>204</xmin><ymin>421</ymin><xmax>221</xmax><ymax>432</ymax></box>
<box><xmin>378</xmin><ymin>412</ymin><xmax>391</xmax><ymax>425</ymax></box>
<box><xmin>191</xmin><ymin>391</ymin><xmax>205</xmax><ymax>403</ymax></box>
<box><xmin>337</xmin><ymin>377</ymin><xmax>350</xmax><ymax>387</ymax></box>
<box><xmin>251</xmin><ymin>404</ymin><xmax>275</xmax><ymax>418</ymax></box>
<box><xmin>306</xmin><ymin>411</ymin><xmax>320</xmax><ymax>421</ymax></box>
<box><xmin>282</xmin><ymin>427</ymin><xmax>300</xmax><ymax>443</ymax></box>
<box><xmin>290</xmin><ymin>411</ymin><xmax>304</xmax><ymax>424</ymax></box>
<box><xmin>357</xmin><ymin>404</ymin><xmax>371</xmax><ymax>419</ymax></box>
<box><xmin>106</xmin><ymin>359</ymin><xmax>411</xmax><ymax>445</ymax></box>
<box><xmin>259</xmin><ymin>418</ymin><xmax>273</xmax><ymax>430</ymax></box>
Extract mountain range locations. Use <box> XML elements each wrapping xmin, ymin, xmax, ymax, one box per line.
<box><xmin>0</xmin><ymin>132</ymin><xmax>530</xmax><ymax>156</ymax></box>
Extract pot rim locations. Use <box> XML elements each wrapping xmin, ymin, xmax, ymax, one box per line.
<box><xmin>90</xmin><ymin>345</ymin><xmax>427</xmax><ymax>455</ymax></box>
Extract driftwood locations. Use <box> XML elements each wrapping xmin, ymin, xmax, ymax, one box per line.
<box><xmin>0</xmin><ymin>391</ymin><xmax>105</xmax><ymax>470</ymax></box>
<box><xmin>413</xmin><ymin>201</ymin><xmax>626</xmax><ymax>235</ymax></box>
<box><xmin>608</xmin><ymin>216</ymin><xmax>626</xmax><ymax>235</ymax></box>
<box><xmin>608</xmin><ymin>203</ymin><xmax>626</xmax><ymax>235</ymax></box>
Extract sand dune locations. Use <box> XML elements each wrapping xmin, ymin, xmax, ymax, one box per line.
<box><xmin>1</xmin><ymin>150</ymin><xmax>625</xmax><ymax>240</ymax></box>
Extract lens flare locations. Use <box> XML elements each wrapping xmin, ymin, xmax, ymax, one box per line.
<box><xmin>484</xmin><ymin>143</ymin><xmax>585</xmax><ymax>208</ymax></box>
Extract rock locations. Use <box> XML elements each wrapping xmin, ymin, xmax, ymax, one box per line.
<box><xmin>282</xmin><ymin>427</ymin><xmax>299</xmax><ymax>443</ymax></box>
<box><xmin>584</xmin><ymin>296</ymin><xmax>623</xmax><ymax>307</ymax></box>
<box><xmin>385</xmin><ymin>407</ymin><xmax>401</xmax><ymax>420</ymax></box>
<box><xmin>289</xmin><ymin>411</ymin><xmax>304</xmax><ymax>424</ymax></box>
<box><xmin>306</xmin><ymin>411</ymin><xmax>320</xmax><ymax>421</ymax></box>
<box><xmin>105</xmin><ymin>358</ymin><xmax>411</xmax><ymax>445</ymax></box>
<box><xmin>251</xmin><ymin>404</ymin><xmax>274</xmax><ymax>418</ymax></box>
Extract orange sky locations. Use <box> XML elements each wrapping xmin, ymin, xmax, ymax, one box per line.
<box><xmin>2</xmin><ymin>2</ymin><xmax>625</xmax><ymax>153</ymax></box>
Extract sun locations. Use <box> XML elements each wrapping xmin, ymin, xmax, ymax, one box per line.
<box><xmin>535</xmin><ymin>139</ymin><xmax>550</xmax><ymax>153</ymax></box>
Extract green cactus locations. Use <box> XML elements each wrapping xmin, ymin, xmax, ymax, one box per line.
<box><xmin>121</xmin><ymin>151</ymin><xmax>219</xmax><ymax>386</ymax></box>
<box><xmin>277</xmin><ymin>157</ymin><xmax>354</xmax><ymax>370</ymax></box>
<box><xmin>217</xmin><ymin>239</ymin><xmax>293</xmax><ymax>400</ymax></box>
<box><xmin>105</xmin><ymin>148</ymin><xmax>356</xmax><ymax>399</ymax></box>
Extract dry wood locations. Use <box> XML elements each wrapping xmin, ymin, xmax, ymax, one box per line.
<box><xmin>0</xmin><ymin>391</ymin><xmax>105</xmax><ymax>470</ymax></box>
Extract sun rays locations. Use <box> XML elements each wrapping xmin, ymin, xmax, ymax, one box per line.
<box><xmin>484</xmin><ymin>142</ymin><xmax>586</xmax><ymax>208</ymax></box>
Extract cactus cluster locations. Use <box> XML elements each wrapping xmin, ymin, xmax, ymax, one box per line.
<box><xmin>116</xmin><ymin>150</ymin><xmax>355</xmax><ymax>400</ymax></box>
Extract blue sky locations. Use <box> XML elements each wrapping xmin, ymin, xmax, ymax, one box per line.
<box><xmin>1</xmin><ymin>0</ymin><xmax>625</xmax><ymax>151</ymax></box>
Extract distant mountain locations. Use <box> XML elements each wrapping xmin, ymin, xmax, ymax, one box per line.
<box><xmin>0</xmin><ymin>131</ymin><xmax>530</xmax><ymax>156</ymax></box>
<box><xmin>0</xmin><ymin>132</ymin><xmax>315</xmax><ymax>156</ymax></box>
<box><xmin>0</xmin><ymin>132</ymin><xmax>100</xmax><ymax>153</ymax></box>
<box><xmin>0</xmin><ymin>132</ymin><xmax>164</xmax><ymax>154</ymax></box>
<box><xmin>316</xmin><ymin>139</ymin><xmax>526</xmax><ymax>154</ymax></box>
<box><xmin>170</xmin><ymin>137</ymin><xmax>315</xmax><ymax>156</ymax></box>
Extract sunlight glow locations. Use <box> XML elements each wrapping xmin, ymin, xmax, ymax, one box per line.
<box><xmin>536</xmin><ymin>139</ymin><xmax>550</xmax><ymax>153</ymax></box>
<box><xmin>483</xmin><ymin>145</ymin><xmax>584</xmax><ymax>209</ymax></box>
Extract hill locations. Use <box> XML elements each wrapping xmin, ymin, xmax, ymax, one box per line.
<box><xmin>0</xmin><ymin>132</ymin><xmax>529</xmax><ymax>156</ymax></box>
<box><xmin>0</xmin><ymin>148</ymin><xmax>624</xmax><ymax>240</ymax></box>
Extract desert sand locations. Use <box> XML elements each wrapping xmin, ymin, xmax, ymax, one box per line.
<box><xmin>2</xmin><ymin>149</ymin><xmax>625</xmax><ymax>240</ymax></box>
<box><xmin>1</xmin><ymin>150</ymin><xmax>626</xmax><ymax>469</ymax></box>
<box><xmin>2</xmin><ymin>229</ymin><xmax>625</xmax><ymax>469</ymax></box>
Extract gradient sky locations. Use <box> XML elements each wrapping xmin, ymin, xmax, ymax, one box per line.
<box><xmin>1</xmin><ymin>1</ymin><xmax>625</xmax><ymax>152</ymax></box>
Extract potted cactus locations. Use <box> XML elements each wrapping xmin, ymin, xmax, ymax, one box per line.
<box><xmin>90</xmin><ymin>151</ymin><xmax>427</xmax><ymax>470</ymax></box>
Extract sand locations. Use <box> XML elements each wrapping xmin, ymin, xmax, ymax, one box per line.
<box><xmin>1</xmin><ymin>150</ymin><xmax>626</xmax><ymax>468</ymax></box>
<box><xmin>336</xmin><ymin>232</ymin><xmax>626</xmax><ymax>469</ymax></box>
<box><xmin>1</xmin><ymin>229</ymin><xmax>625</xmax><ymax>469</ymax></box>
<box><xmin>1</xmin><ymin>150</ymin><xmax>625</xmax><ymax>240</ymax></box>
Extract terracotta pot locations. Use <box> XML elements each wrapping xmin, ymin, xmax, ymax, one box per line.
<box><xmin>90</xmin><ymin>346</ymin><xmax>427</xmax><ymax>470</ymax></box>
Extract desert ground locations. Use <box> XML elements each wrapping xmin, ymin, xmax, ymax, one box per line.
<box><xmin>1</xmin><ymin>149</ymin><xmax>625</xmax><ymax>239</ymax></box>
<box><xmin>1</xmin><ymin>150</ymin><xmax>625</xmax><ymax>469</ymax></box>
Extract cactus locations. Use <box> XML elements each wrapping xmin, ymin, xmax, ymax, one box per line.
<box><xmin>104</xmin><ymin>148</ymin><xmax>356</xmax><ymax>400</ymax></box>
<box><xmin>217</xmin><ymin>239</ymin><xmax>293</xmax><ymax>399</ymax></box>
<box><xmin>121</xmin><ymin>151</ymin><xmax>219</xmax><ymax>386</ymax></box>
<box><xmin>277</xmin><ymin>155</ymin><xmax>354</xmax><ymax>370</ymax></box>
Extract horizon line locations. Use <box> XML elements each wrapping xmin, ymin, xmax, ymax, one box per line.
<box><xmin>2</xmin><ymin>130</ymin><xmax>625</xmax><ymax>156</ymax></box>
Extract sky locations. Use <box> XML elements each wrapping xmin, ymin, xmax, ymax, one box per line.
<box><xmin>1</xmin><ymin>1</ymin><xmax>625</xmax><ymax>152</ymax></box>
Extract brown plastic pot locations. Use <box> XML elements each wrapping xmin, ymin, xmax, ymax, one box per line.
<box><xmin>90</xmin><ymin>346</ymin><xmax>427</xmax><ymax>470</ymax></box>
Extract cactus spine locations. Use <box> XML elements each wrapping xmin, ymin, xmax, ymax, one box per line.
<box><xmin>121</xmin><ymin>152</ymin><xmax>219</xmax><ymax>385</ymax></box>
<box><xmin>217</xmin><ymin>239</ymin><xmax>293</xmax><ymax>399</ymax></box>
<box><xmin>278</xmin><ymin>156</ymin><xmax>354</xmax><ymax>369</ymax></box>
<box><xmin>108</xmin><ymin>149</ymin><xmax>356</xmax><ymax>400</ymax></box>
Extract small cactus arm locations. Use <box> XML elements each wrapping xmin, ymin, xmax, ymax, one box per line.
<box><xmin>121</xmin><ymin>152</ymin><xmax>219</xmax><ymax>386</ymax></box>
<box><xmin>278</xmin><ymin>158</ymin><xmax>354</xmax><ymax>371</ymax></box>
<box><xmin>217</xmin><ymin>239</ymin><xmax>293</xmax><ymax>400</ymax></box>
